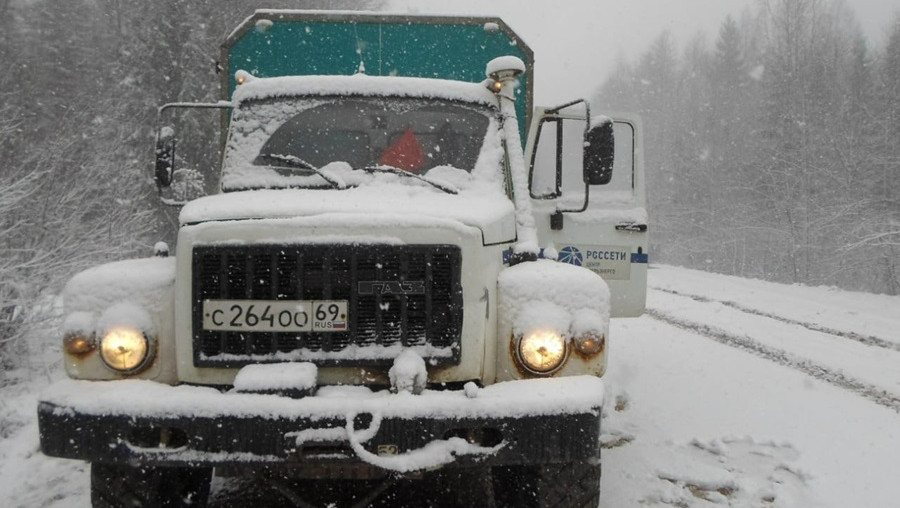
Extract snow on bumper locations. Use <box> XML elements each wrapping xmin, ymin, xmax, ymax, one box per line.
<box><xmin>38</xmin><ymin>376</ymin><xmax>604</xmax><ymax>471</ymax></box>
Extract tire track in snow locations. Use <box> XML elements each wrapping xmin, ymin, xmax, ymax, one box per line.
<box><xmin>651</xmin><ymin>286</ymin><xmax>900</xmax><ymax>353</ymax></box>
<box><xmin>646</xmin><ymin>308</ymin><xmax>900</xmax><ymax>413</ymax></box>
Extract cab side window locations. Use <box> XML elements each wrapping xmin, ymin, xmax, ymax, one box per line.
<box><xmin>529</xmin><ymin>118</ymin><xmax>635</xmax><ymax>199</ymax></box>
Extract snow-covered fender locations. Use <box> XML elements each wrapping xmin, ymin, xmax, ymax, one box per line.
<box><xmin>59</xmin><ymin>257</ymin><xmax>177</xmax><ymax>383</ymax></box>
<box><xmin>495</xmin><ymin>259</ymin><xmax>610</xmax><ymax>381</ymax></box>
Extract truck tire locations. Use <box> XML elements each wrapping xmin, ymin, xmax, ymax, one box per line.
<box><xmin>492</xmin><ymin>462</ymin><xmax>601</xmax><ymax>508</ymax></box>
<box><xmin>90</xmin><ymin>462</ymin><xmax>212</xmax><ymax>507</ymax></box>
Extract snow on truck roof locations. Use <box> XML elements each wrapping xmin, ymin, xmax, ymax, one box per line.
<box><xmin>231</xmin><ymin>73</ymin><xmax>498</xmax><ymax>107</ymax></box>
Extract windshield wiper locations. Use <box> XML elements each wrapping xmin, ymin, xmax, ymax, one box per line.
<box><xmin>257</xmin><ymin>153</ymin><xmax>345</xmax><ymax>189</ymax></box>
<box><xmin>363</xmin><ymin>165</ymin><xmax>458</xmax><ymax>195</ymax></box>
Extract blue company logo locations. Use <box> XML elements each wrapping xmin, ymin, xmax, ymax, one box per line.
<box><xmin>558</xmin><ymin>246</ymin><xmax>583</xmax><ymax>266</ymax></box>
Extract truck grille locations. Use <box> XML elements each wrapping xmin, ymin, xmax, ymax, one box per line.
<box><xmin>191</xmin><ymin>244</ymin><xmax>463</xmax><ymax>367</ymax></box>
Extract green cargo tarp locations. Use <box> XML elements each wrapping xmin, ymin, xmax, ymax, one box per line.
<box><xmin>222</xmin><ymin>11</ymin><xmax>533</xmax><ymax>142</ymax></box>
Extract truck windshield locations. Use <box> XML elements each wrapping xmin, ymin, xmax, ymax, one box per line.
<box><xmin>222</xmin><ymin>97</ymin><xmax>496</xmax><ymax>191</ymax></box>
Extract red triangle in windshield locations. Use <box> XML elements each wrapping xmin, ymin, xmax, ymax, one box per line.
<box><xmin>380</xmin><ymin>127</ymin><xmax>425</xmax><ymax>173</ymax></box>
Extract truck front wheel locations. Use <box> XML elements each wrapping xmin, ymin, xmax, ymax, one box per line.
<box><xmin>90</xmin><ymin>462</ymin><xmax>212</xmax><ymax>507</ymax></box>
<box><xmin>493</xmin><ymin>461</ymin><xmax>601</xmax><ymax>508</ymax></box>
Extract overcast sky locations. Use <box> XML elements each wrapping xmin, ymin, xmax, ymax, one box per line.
<box><xmin>390</xmin><ymin>0</ymin><xmax>900</xmax><ymax>106</ymax></box>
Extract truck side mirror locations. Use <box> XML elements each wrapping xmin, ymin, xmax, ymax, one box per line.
<box><xmin>583</xmin><ymin>119</ymin><xmax>614</xmax><ymax>185</ymax></box>
<box><xmin>155</xmin><ymin>126</ymin><xmax>176</xmax><ymax>188</ymax></box>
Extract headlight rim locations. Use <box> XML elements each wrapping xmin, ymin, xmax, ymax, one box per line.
<box><xmin>98</xmin><ymin>326</ymin><xmax>156</xmax><ymax>375</ymax></box>
<box><xmin>515</xmin><ymin>329</ymin><xmax>570</xmax><ymax>376</ymax></box>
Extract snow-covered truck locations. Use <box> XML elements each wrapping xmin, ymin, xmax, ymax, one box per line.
<box><xmin>37</xmin><ymin>11</ymin><xmax>647</xmax><ymax>507</ymax></box>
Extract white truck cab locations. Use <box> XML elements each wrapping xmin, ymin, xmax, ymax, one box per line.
<box><xmin>527</xmin><ymin>105</ymin><xmax>648</xmax><ymax>317</ymax></box>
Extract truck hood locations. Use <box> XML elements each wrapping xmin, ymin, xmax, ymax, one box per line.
<box><xmin>179</xmin><ymin>187</ymin><xmax>516</xmax><ymax>245</ymax></box>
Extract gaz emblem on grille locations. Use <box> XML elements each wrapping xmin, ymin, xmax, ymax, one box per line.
<box><xmin>358</xmin><ymin>281</ymin><xmax>425</xmax><ymax>295</ymax></box>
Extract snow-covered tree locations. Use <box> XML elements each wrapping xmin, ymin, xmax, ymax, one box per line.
<box><xmin>593</xmin><ymin>0</ymin><xmax>900</xmax><ymax>294</ymax></box>
<box><xmin>0</xmin><ymin>0</ymin><xmax>381</xmax><ymax>368</ymax></box>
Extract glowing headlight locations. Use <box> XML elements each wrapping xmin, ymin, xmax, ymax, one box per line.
<box><xmin>517</xmin><ymin>330</ymin><xmax>568</xmax><ymax>374</ymax></box>
<box><xmin>99</xmin><ymin>327</ymin><xmax>151</xmax><ymax>373</ymax></box>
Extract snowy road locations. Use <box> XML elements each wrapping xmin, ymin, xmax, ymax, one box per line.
<box><xmin>649</xmin><ymin>289</ymin><xmax>900</xmax><ymax>412</ymax></box>
<box><xmin>2</xmin><ymin>265</ymin><xmax>899</xmax><ymax>507</ymax></box>
<box><xmin>602</xmin><ymin>266</ymin><xmax>900</xmax><ymax>507</ymax></box>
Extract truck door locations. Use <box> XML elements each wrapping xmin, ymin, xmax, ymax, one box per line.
<box><xmin>525</xmin><ymin>106</ymin><xmax>648</xmax><ymax>317</ymax></box>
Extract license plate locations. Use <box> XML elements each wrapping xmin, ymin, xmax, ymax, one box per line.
<box><xmin>202</xmin><ymin>300</ymin><xmax>348</xmax><ymax>333</ymax></box>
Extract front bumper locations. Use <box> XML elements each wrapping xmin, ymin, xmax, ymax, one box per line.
<box><xmin>38</xmin><ymin>376</ymin><xmax>603</xmax><ymax>472</ymax></box>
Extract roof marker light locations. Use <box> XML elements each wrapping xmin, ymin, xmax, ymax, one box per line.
<box><xmin>235</xmin><ymin>69</ymin><xmax>255</xmax><ymax>85</ymax></box>
<box><xmin>486</xmin><ymin>56</ymin><xmax>525</xmax><ymax>96</ymax></box>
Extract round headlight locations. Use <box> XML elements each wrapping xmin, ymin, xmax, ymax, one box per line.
<box><xmin>517</xmin><ymin>330</ymin><xmax>568</xmax><ymax>374</ymax></box>
<box><xmin>99</xmin><ymin>327</ymin><xmax>151</xmax><ymax>373</ymax></box>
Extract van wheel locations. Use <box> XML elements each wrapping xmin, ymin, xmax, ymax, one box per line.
<box><xmin>91</xmin><ymin>462</ymin><xmax>212</xmax><ymax>507</ymax></box>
